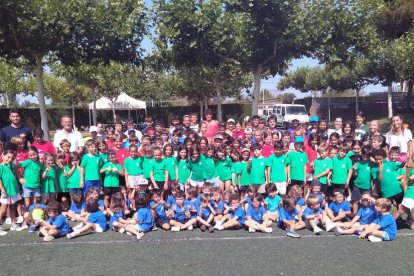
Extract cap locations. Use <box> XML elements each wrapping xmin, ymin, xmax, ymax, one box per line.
<box><xmin>137</xmin><ymin>178</ymin><xmax>149</xmax><ymax>186</ymax></box>
<box><xmin>89</xmin><ymin>126</ymin><xmax>98</xmax><ymax>132</ymax></box>
<box><xmin>294</xmin><ymin>136</ymin><xmax>304</xmax><ymax>143</ymax></box>
<box><xmin>310</xmin><ymin>116</ymin><xmax>319</xmax><ymax>122</ymax></box>
<box><xmin>213</xmin><ymin>134</ymin><xmax>224</xmax><ymax>140</ymax></box>
<box><xmin>227</xmin><ymin>118</ymin><xmax>235</xmax><ymax>124</ymax></box>
<box><xmin>241</xmin><ymin>148</ymin><xmax>250</xmax><ymax>153</ymax></box>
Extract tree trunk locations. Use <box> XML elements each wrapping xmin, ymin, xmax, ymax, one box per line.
<box><xmin>217</xmin><ymin>87</ymin><xmax>222</xmax><ymax>121</ymax></box>
<box><xmin>34</xmin><ymin>57</ymin><xmax>50</xmax><ymax>141</ymax></box>
<box><xmin>92</xmin><ymin>86</ymin><xmax>97</xmax><ymax>126</ymax></box>
<box><xmin>200</xmin><ymin>97</ymin><xmax>204</xmax><ymax>120</ymax></box>
<box><xmin>355</xmin><ymin>88</ymin><xmax>359</xmax><ymax>113</ymax></box>
<box><xmin>112</xmin><ymin>102</ymin><xmax>116</xmax><ymax>123</ymax></box>
<box><xmin>251</xmin><ymin>68</ymin><xmax>262</xmax><ymax>116</ymax></box>
<box><xmin>72</xmin><ymin>104</ymin><xmax>76</xmax><ymax>127</ymax></box>
<box><xmin>387</xmin><ymin>84</ymin><xmax>393</xmax><ymax>119</ymax></box>
<box><xmin>204</xmin><ymin>97</ymin><xmax>208</xmax><ymax>110</ymax></box>
<box><xmin>407</xmin><ymin>79</ymin><xmax>414</xmax><ymax>114</ymax></box>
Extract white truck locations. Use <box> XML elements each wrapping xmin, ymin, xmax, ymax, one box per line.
<box><xmin>272</xmin><ymin>104</ymin><xmax>309</xmax><ymax>129</ymax></box>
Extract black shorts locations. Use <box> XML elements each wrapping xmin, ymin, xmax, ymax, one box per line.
<box><xmin>156</xmin><ymin>217</ymin><xmax>170</xmax><ymax>227</ymax></box>
<box><xmin>351</xmin><ymin>186</ymin><xmax>371</xmax><ymax>202</ymax></box>
<box><xmin>290</xmin><ymin>180</ymin><xmax>305</xmax><ymax>187</ymax></box>
<box><xmin>387</xmin><ymin>192</ymin><xmax>404</xmax><ymax>206</ymax></box>
<box><xmin>103</xmin><ymin>187</ymin><xmax>120</xmax><ymax>196</ymax></box>
<box><xmin>153</xmin><ymin>181</ymin><xmax>165</xmax><ymax>191</ymax></box>
<box><xmin>320</xmin><ymin>184</ymin><xmax>328</xmax><ymax>195</ymax></box>
<box><xmin>240</xmin><ymin>185</ymin><xmax>250</xmax><ymax>193</ymax></box>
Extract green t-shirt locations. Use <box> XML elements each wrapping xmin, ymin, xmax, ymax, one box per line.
<box><xmin>177</xmin><ymin>159</ymin><xmax>191</xmax><ymax>184</ymax></box>
<box><xmin>164</xmin><ymin>156</ymin><xmax>177</xmax><ymax>181</ymax></box>
<box><xmin>231</xmin><ymin>162</ymin><xmax>240</xmax><ymax>185</ymax></box>
<box><xmin>380</xmin><ymin>161</ymin><xmax>404</xmax><ymax>198</ymax></box>
<box><xmin>354</xmin><ymin>161</ymin><xmax>372</xmax><ymax>190</ymax></box>
<box><xmin>188</xmin><ymin>157</ymin><xmax>204</xmax><ymax>182</ymax></box>
<box><xmin>313</xmin><ymin>157</ymin><xmax>332</xmax><ymax>184</ymax></box>
<box><xmin>249</xmin><ymin>157</ymin><xmax>267</xmax><ymax>185</ymax></box>
<box><xmin>331</xmin><ymin>156</ymin><xmax>352</xmax><ymax>185</ymax></box>
<box><xmin>215</xmin><ymin>157</ymin><xmax>232</xmax><ymax>181</ymax></box>
<box><xmin>0</xmin><ymin>163</ymin><xmax>19</xmax><ymax>197</ymax></box>
<box><xmin>41</xmin><ymin>165</ymin><xmax>57</xmax><ymax>194</ymax></box>
<box><xmin>202</xmin><ymin>155</ymin><xmax>218</xmax><ymax>179</ymax></box>
<box><xmin>80</xmin><ymin>154</ymin><xmax>103</xmax><ymax>181</ymax></box>
<box><xmin>405</xmin><ymin>170</ymin><xmax>414</xmax><ymax>199</ymax></box>
<box><xmin>142</xmin><ymin>156</ymin><xmax>153</xmax><ymax>179</ymax></box>
<box><xmin>286</xmin><ymin>151</ymin><xmax>308</xmax><ymax>181</ymax></box>
<box><xmin>371</xmin><ymin>163</ymin><xmax>379</xmax><ymax>180</ymax></box>
<box><xmin>102</xmin><ymin>162</ymin><xmax>123</xmax><ymax>187</ymax></box>
<box><xmin>266</xmin><ymin>154</ymin><xmax>287</xmax><ymax>182</ymax></box>
<box><xmin>56</xmin><ymin>167</ymin><xmax>67</xmax><ymax>193</ymax></box>
<box><xmin>238</xmin><ymin>161</ymin><xmax>250</xmax><ymax>186</ymax></box>
<box><xmin>65</xmin><ymin>165</ymin><xmax>81</xmax><ymax>189</ymax></box>
<box><xmin>98</xmin><ymin>153</ymin><xmax>108</xmax><ymax>164</ymax></box>
<box><xmin>21</xmin><ymin>159</ymin><xmax>42</xmax><ymax>189</ymax></box>
<box><xmin>123</xmin><ymin>156</ymin><xmax>143</xmax><ymax>176</ymax></box>
<box><xmin>151</xmin><ymin>159</ymin><xmax>166</xmax><ymax>182</ymax></box>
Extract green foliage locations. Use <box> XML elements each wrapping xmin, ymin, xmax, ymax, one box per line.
<box><xmin>0</xmin><ymin>60</ymin><xmax>26</xmax><ymax>106</ymax></box>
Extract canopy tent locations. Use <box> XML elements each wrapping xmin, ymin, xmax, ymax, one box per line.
<box><xmin>88</xmin><ymin>92</ymin><xmax>146</xmax><ymax>125</ymax></box>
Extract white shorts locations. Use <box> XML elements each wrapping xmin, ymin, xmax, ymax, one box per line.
<box><xmin>402</xmin><ymin>197</ymin><xmax>414</xmax><ymax>210</ymax></box>
<box><xmin>274</xmin><ymin>182</ymin><xmax>287</xmax><ymax>195</ymax></box>
<box><xmin>205</xmin><ymin>176</ymin><xmax>220</xmax><ymax>187</ymax></box>
<box><xmin>93</xmin><ymin>224</ymin><xmax>104</xmax><ymax>233</ymax></box>
<box><xmin>256</xmin><ymin>184</ymin><xmax>266</xmax><ymax>194</ymax></box>
<box><xmin>128</xmin><ymin>175</ymin><xmax>144</xmax><ymax>189</ymax></box>
<box><xmin>189</xmin><ymin>180</ymin><xmax>204</xmax><ymax>188</ymax></box>
<box><xmin>0</xmin><ymin>193</ymin><xmax>22</xmax><ymax>205</ymax></box>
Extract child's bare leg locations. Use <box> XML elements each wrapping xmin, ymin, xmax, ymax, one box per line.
<box><xmin>222</xmin><ymin>220</ymin><xmax>240</xmax><ymax>229</ymax></box>
<box><xmin>196</xmin><ymin>217</ymin><xmax>211</xmax><ymax>227</ymax></box>
<box><xmin>170</xmin><ymin>220</ymin><xmax>184</xmax><ymax>228</ymax></box>
<box><xmin>161</xmin><ymin>222</ymin><xmax>171</xmax><ymax>230</ymax></box>
<box><xmin>181</xmin><ymin>218</ymin><xmax>196</xmax><ymax>230</ymax></box>
<box><xmin>352</xmin><ymin>202</ymin><xmax>359</xmax><ymax>215</ymax></box>
<box><xmin>112</xmin><ymin>221</ymin><xmax>127</xmax><ymax>231</ymax></box>
<box><xmin>293</xmin><ymin>221</ymin><xmax>306</xmax><ymax>230</ymax></box>
<box><xmin>125</xmin><ymin>224</ymin><xmax>140</xmax><ymax>235</ymax></box>
<box><xmin>245</xmin><ymin>219</ymin><xmax>263</xmax><ymax>231</ymax></box>
<box><xmin>393</xmin><ymin>204</ymin><xmax>404</xmax><ymax>220</ymax></box>
<box><xmin>219</xmin><ymin>181</ymin><xmax>225</xmax><ymax>191</ymax></box>
<box><xmin>104</xmin><ymin>195</ymin><xmax>110</xmax><ymax>209</ymax></box>
<box><xmin>224</xmin><ymin>180</ymin><xmax>231</xmax><ymax>191</ymax></box>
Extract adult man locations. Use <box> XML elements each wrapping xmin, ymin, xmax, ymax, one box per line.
<box><xmin>53</xmin><ymin>115</ymin><xmax>84</xmax><ymax>154</ymax></box>
<box><xmin>124</xmin><ymin>119</ymin><xmax>142</xmax><ymax>141</ymax></box>
<box><xmin>0</xmin><ymin>109</ymin><xmax>33</xmax><ymax>147</ymax></box>
<box><xmin>189</xmin><ymin>113</ymin><xmax>199</xmax><ymax>132</ymax></box>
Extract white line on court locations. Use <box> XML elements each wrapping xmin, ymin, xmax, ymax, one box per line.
<box><xmin>0</xmin><ymin>232</ymin><xmax>413</xmax><ymax>247</ymax></box>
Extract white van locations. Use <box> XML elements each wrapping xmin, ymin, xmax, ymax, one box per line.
<box><xmin>272</xmin><ymin>104</ymin><xmax>309</xmax><ymax>128</ymax></box>
<box><xmin>259</xmin><ymin>107</ymin><xmax>273</xmax><ymax>121</ymax></box>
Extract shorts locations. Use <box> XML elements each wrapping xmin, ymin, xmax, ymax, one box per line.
<box><xmin>22</xmin><ymin>186</ymin><xmax>41</xmax><ymax>198</ymax></box>
<box><xmin>402</xmin><ymin>197</ymin><xmax>414</xmax><ymax>210</ymax></box>
<box><xmin>128</xmin><ymin>175</ymin><xmax>143</xmax><ymax>189</ymax></box>
<box><xmin>84</xmin><ymin>180</ymin><xmax>101</xmax><ymax>194</ymax></box>
<box><xmin>240</xmin><ymin>185</ymin><xmax>250</xmax><ymax>193</ymax></box>
<box><xmin>68</xmin><ymin>188</ymin><xmax>83</xmax><ymax>195</ymax></box>
<box><xmin>267</xmin><ymin>211</ymin><xmax>278</xmax><ymax>221</ymax></box>
<box><xmin>93</xmin><ymin>223</ymin><xmax>104</xmax><ymax>233</ymax></box>
<box><xmin>351</xmin><ymin>186</ymin><xmax>371</xmax><ymax>202</ymax></box>
<box><xmin>174</xmin><ymin>218</ymin><xmax>189</xmax><ymax>224</ymax></box>
<box><xmin>274</xmin><ymin>182</ymin><xmax>287</xmax><ymax>195</ymax></box>
<box><xmin>156</xmin><ymin>217</ymin><xmax>170</xmax><ymax>227</ymax></box>
<box><xmin>57</xmin><ymin>230</ymin><xmax>70</xmax><ymax>237</ymax></box>
<box><xmin>382</xmin><ymin>231</ymin><xmax>391</xmax><ymax>241</ymax></box>
<box><xmin>320</xmin><ymin>184</ymin><xmax>328</xmax><ymax>194</ymax></box>
<box><xmin>251</xmin><ymin>184</ymin><xmax>266</xmax><ymax>194</ymax></box>
<box><xmin>136</xmin><ymin>224</ymin><xmax>152</xmax><ymax>233</ymax></box>
<box><xmin>0</xmin><ymin>193</ymin><xmax>22</xmax><ymax>204</ymax></box>
<box><xmin>290</xmin><ymin>180</ymin><xmax>305</xmax><ymax>187</ymax></box>
<box><xmin>189</xmin><ymin>180</ymin><xmax>204</xmax><ymax>188</ymax></box>
<box><xmin>205</xmin><ymin>176</ymin><xmax>220</xmax><ymax>187</ymax></box>
<box><xmin>153</xmin><ymin>181</ymin><xmax>165</xmax><ymax>191</ymax></box>
<box><xmin>103</xmin><ymin>187</ymin><xmax>120</xmax><ymax>196</ymax></box>
<box><xmin>387</xmin><ymin>192</ymin><xmax>404</xmax><ymax>206</ymax></box>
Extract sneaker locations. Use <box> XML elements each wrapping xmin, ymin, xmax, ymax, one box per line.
<box><xmin>286</xmin><ymin>230</ymin><xmax>301</xmax><ymax>238</ymax></box>
<box><xmin>213</xmin><ymin>221</ymin><xmax>222</xmax><ymax>230</ymax></box>
<box><xmin>37</xmin><ymin>231</ymin><xmax>44</xmax><ymax>237</ymax></box>
<box><xmin>325</xmin><ymin>220</ymin><xmax>336</xmax><ymax>232</ymax></box>
<box><xmin>187</xmin><ymin>225</ymin><xmax>194</xmax><ymax>231</ymax></box>
<box><xmin>152</xmin><ymin>226</ymin><xmax>158</xmax><ymax>231</ymax></box>
<box><xmin>5</xmin><ymin>218</ymin><xmax>11</xmax><ymax>225</ymax></box>
<box><xmin>248</xmin><ymin>227</ymin><xmax>256</xmax><ymax>233</ymax></box>
<box><xmin>43</xmin><ymin>236</ymin><xmax>55</xmax><ymax>242</ymax></box>
<box><xmin>136</xmin><ymin>232</ymin><xmax>144</xmax><ymax>240</ymax></box>
<box><xmin>119</xmin><ymin>228</ymin><xmax>125</xmax><ymax>234</ymax></box>
<box><xmin>334</xmin><ymin>226</ymin><xmax>343</xmax><ymax>236</ymax></box>
<box><xmin>368</xmin><ymin>235</ymin><xmax>382</xmax><ymax>242</ymax></box>
<box><xmin>16</xmin><ymin>216</ymin><xmax>24</xmax><ymax>224</ymax></box>
<box><xmin>354</xmin><ymin>230</ymin><xmax>362</xmax><ymax>236</ymax></box>
<box><xmin>215</xmin><ymin>225</ymin><xmax>224</xmax><ymax>231</ymax></box>
<box><xmin>171</xmin><ymin>226</ymin><xmax>181</xmax><ymax>232</ymax></box>
<box><xmin>0</xmin><ymin>227</ymin><xmax>7</xmax><ymax>236</ymax></box>
<box><xmin>126</xmin><ymin>231</ymin><xmax>133</xmax><ymax>236</ymax></box>
<box><xmin>264</xmin><ymin>227</ymin><xmax>273</xmax><ymax>233</ymax></box>
<box><xmin>200</xmin><ymin>225</ymin><xmax>207</xmax><ymax>232</ymax></box>
<box><xmin>67</xmin><ymin>231</ymin><xmax>79</xmax><ymax>239</ymax></box>
<box><xmin>20</xmin><ymin>224</ymin><xmax>28</xmax><ymax>230</ymax></box>
<box><xmin>10</xmin><ymin>224</ymin><xmax>24</xmax><ymax>232</ymax></box>
<box><xmin>73</xmin><ymin>223</ymin><xmax>84</xmax><ymax>230</ymax></box>
<box><xmin>28</xmin><ymin>225</ymin><xmax>39</xmax><ymax>233</ymax></box>
<box><xmin>208</xmin><ymin>226</ymin><xmax>215</xmax><ymax>233</ymax></box>
<box><xmin>313</xmin><ymin>226</ymin><xmax>323</xmax><ymax>235</ymax></box>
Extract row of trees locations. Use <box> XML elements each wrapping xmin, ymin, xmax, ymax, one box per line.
<box><xmin>1</xmin><ymin>0</ymin><xmax>414</xmax><ymax>139</ymax></box>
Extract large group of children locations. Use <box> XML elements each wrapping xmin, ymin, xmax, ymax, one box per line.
<box><xmin>0</xmin><ymin>110</ymin><xmax>413</xmax><ymax>243</ymax></box>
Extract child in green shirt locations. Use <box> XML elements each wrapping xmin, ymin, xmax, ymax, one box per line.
<box><xmin>20</xmin><ymin>146</ymin><xmax>42</xmax><ymax>209</ymax></box>
<box><xmin>150</xmin><ymin>147</ymin><xmax>168</xmax><ymax>192</ymax></box>
<box><xmin>80</xmin><ymin>140</ymin><xmax>103</xmax><ymax>194</ymax></box>
<box><xmin>65</xmin><ymin>152</ymin><xmax>82</xmax><ymax>195</ymax></box>
<box><xmin>247</xmin><ymin>144</ymin><xmax>267</xmax><ymax>194</ymax></box>
<box><xmin>215</xmin><ymin>146</ymin><xmax>233</xmax><ymax>192</ymax></box>
<box><xmin>100</xmin><ymin>150</ymin><xmax>124</xmax><ymax>208</ymax></box>
<box><xmin>312</xmin><ymin>144</ymin><xmax>332</xmax><ymax>195</ymax></box>
<box><xmin>286</xmin><ymin>136</ymin><xmax>308</xmax><ymax>194</ymax></box>
<box><xmin>266</xmin><ymin>141</ymin><xmax>288</xmax><ymax>195</ymax></box>
<box><xmin>41</xmin><ymin>152</ymin><xmax>58</xmax><ymax>204</ymax></box>
<box><xmin>328</xmin><ymin>145</ymin><xmax>352</xmax><ymax>198</ymax></box>
<box><xmin>238</xmin><ymin>148</ymin><xmax>251</xmax><ymax>196</ymax></box>
<box><xmin>176</xmin><ymin>145</ymin><xmax>190</xmax><ymax>190</ymax></box>
<box><xmin>351</xmin><ymin>147</ymin><xmax>373</xmax><ymax>214</ymax></box>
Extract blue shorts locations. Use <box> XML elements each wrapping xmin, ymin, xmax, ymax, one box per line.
<box><xmin>382</xmin><ymin>231</ymin><xmax>391</xmax><ymax>241</ymax></box>
<box><xmin>68</xmin><ymin>188</ymin><xmax>83</xmax><ymax>195</ymax></box>
<box><xmin>84</xmin><ymin>180</ymin><xmax>101</xmax><ymax>194</ymax></box>
<box><xmin>22</xmin><ymin>186</ymin><xmax>41</xmax><ymax>198</ymax></box>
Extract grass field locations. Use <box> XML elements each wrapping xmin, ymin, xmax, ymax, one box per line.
<box><xmin>1</xmin><ymin>221</ymin><xmax>413</xmax><ymax>276</ymax></box>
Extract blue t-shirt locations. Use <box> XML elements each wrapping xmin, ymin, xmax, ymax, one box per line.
<box><xmin>109</xmin><ymin>211</ymin><xmax>125</xmax><ymax>230</ymax></box>
<box><xmin>328</xmin><ymin>201</ymin><xmax>351</xmax><ymax>216</ymax></box>
<box><xmin>199</xmin><ymin>206</ymin><xmax>212</xmax><ymax>220</ymax></box>
<box><xmin>246</xmin><ymin>205</ymin><xmax>266</xmax><ymax>223</ymax></box>
<box><xmin>241</xmin><ymin>196</ymin><xmax>252</xmax><ymax>208</ymax></box>
<box><xmin>297</xmin><ymin>197</ymin><xmax>306</xmax><ymax>207</ymax></box>
<box><xmin>88</xmin><ymin>210</ymin><xmax>107</xmax><ymax>231</ymax></box>
<box><xmin>375</xmin><ymin>213</ymin><xmax>397</xmax><ymax>240</ymax></box>
<box><xmin>265</xmin><ymin>195</ymin><xmax>282</xmax><ymax>212</ymax></box>
<box><xmin>48</xmin><ymin>214</ymin><xmax>71</xmax><ymax>234</ymax></box>
<box><xmin>185</xmin><ymin>198</ymin><xmax>200</xmax><ymax>218</ymax></box>
<box><xmin>302</xmin><ymin>207</ymin><xmax>324</xmax><ymax>220</ymax></box>
<box><xmin>137</xmin><ymin>207</ymin><xmax>153</xmax><ymax>232</ymax></box>
<box><xmin>229</xmin><ymin>205</ymin><xmax>245</xmax><ymax>225</ymax></box>
<box><xmin>173</xmin><ymin>204</ymin><xmax>189</xmax><ymax>222</ymax></box>
<box><xmin>69</xmin><ymin>202</ymin><xmax>83</xmax><ymax>215</ymax></box>
<box><xmin>356</xmin><ymin>205</ymin><xmax>377</xmax><ymax>225</ymax></box>
<box><xmin>82</xmin><ymin>199</ymin><xmax>104</xmax><ymax>210</ymax></box>
<box><xmin>218</xmin><ymin>200</ymin><xmax>229</xmax><ymax>214</ymax></box>
<box><xmin>166</xmin><ymin>195</ymin><xmax>176</xmax><ymax>206</ymax></box>
<box><xmin>150</xmin><ymin>200</ymin><xmax>167</xmax><ymax>220</ymax></box>
<box><xmin>278</xmin><ymin>207</ymin><xmax>299</xmax><ymax>226</ymax></box>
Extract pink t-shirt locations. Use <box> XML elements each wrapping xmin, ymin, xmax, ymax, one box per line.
<box><xmin>304</xmin><ymin>145</ymin><xmax>317</xmax><ymax>174</ymax></box>
<box><xmin>32</xmin><ymin>141</ymin><xmax>56</xmax><ymax>162</ymax></box>
<box><xmin>114</xmin><ymin>147</ymin><xmax>130</xmax><ymax>167</ymax></box>
<box><xmin>262</xmin><ymin>144</ymin><xmax>274</xmax><ymax>158</ymax></box>
<box><xmin>204</xmin><ymin>120</ymin><xmax>219</xmax><ymax>139</ymax></box>
<box><xmin>232</xmin><ymin>129</ymin><xmax>245</xmax><ymax>140</ymax></box>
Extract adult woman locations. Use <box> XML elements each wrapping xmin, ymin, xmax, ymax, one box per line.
<box><xmin>354</xmin><ymin>111</ymin><xmax>369</xmax><ymax>142</ymax></box>
<box><xmin>386</xmin><ymin>115</ymin><xmax>412</xmax><ymax>163</ymax></box>
<box><xmin>203</xmin><ymin>109</ymin><xmax>219</xmax><ymax>143</ymax></box>
<box><xmin>341</xmin><ymin>121</ymin><xmax>355</xmax><ymax>141</ymax></box>
<box><xmin>327</xmin><ymin>117</ymin><xmax>343</xmax><ymax>138</ymax></box>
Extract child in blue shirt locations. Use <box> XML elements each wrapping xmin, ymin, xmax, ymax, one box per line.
<box><xmin>359</xmin><ymin>198</ymin><xmax>397</xmax><ymax>242</ymax></box>
<box><xmin>170</xmin><ymin>190</ymin><xmax>196</xmax><ymax>232</ymax></box>
<box><xmin>126</xmin><ymin>193</ymin><xmax>153</xmax><ymax>239</ymax></box>
<box><xmin>288</xmin><ymin>185</ymin><xmax>306</xmax><ymax>211</ymax></box>
<box><xmin>214</xmin><ymin>194</ymin><xmax>245</xmax><ymax>230</ymax></box>
<box><xmin>185</xmin><ymin>187</ymin><xmax>200</xmax><ymax>219</ymax></box>
<box><xmin>63</xmin><ymin>193</ymin><xmax>83</xmax><ymax>222</ymax></box>
<box><xmin>150</xmin><ymin>190</ymin><xmax>172</xmax><ymax>230</ymax></box>
<box><xmin>302</xmin><ymin>196</ymin><xmax>328</xmax><ymax>235</ymax></box>
<box><xmin>278</xmin><ymin>196</ymin><xmax>305</xmax><ymax>238</ymax></box>
<box><xmin>23</xmin><ymin>202</ymin><xmax>47</xmax><ymax>233</ymax></box>
<box><xmin>305</xmin><ymin>180</ymin><xmax>326</xmax><ymax>208</ymax></box>
<box><xmin>264</xmin><ymin>183</ymin><xmax>282</xmax><ymax>222</ymax></box>
<box><xmin>67</xmin><ymin>198</ymin><xmax>108</xmax><ymax>239</ymax></box>
<box><xmin>326</xmin><ymin>190</ymin><xmax>352</xmax><ymax>231</ymax></box>
<box><xmin>215</xmin><ymin>190</ymin><xmax>231</xmax><ymax>221</ymax></box>
<box><xmin>241</xmin><ymin>186</ymin><xmax>254</xmax><ymax>212</ymax></box>
<box><xmin>109</xmin><ymin>193</ymin><xmax>129</xmax><ymax>233</ymax></box>
<box><xmin>37</xmin><ymin>202</ymin><xmax>71</xmax><ymax>242</ymax></box>
<box><xmin>245</xmin><ymin>193</ymin><xmax>272</xmax><ymax>233</ymax></box>
<box><xmin>196</xmin><ymin>194</ymin><xmax>216</xmax><ymax>233</ymax></box>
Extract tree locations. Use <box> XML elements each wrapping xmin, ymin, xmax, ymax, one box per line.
<box><xmin>0</xmin><ymin>0</ymin><xmax>146</xmax><ymax>140</ymax></box>
<box><xmin>278</xmin><ymin>66</ymin><xmax>330</xmax><ymax>96</ymax></box>
<box><xmin>0</xmin><ymin>60</ymin><xmax>25</xmax><ymax>107</ymax></box>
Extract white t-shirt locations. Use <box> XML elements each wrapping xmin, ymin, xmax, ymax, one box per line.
<box><xmin>53</xmin><ymin>129</ymin><xmax>84</xmax><ymax>152</ymax></box>
<box><xmin>124</xmin><ymin>129</ymin><xmax>143</xmax><ymax>141</ymax></box>
<box><xmin>386</xmin><ymin>129</ymin><xmax>412</xmax><ymax>154</ymax></box>
<box><xmin>327</xmin><ymin>128</ymin><xmax>342</xmax><ymax>138</ymax></box>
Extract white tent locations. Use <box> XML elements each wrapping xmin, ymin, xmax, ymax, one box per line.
<box><xmin>88</xmin><ymin>93</ymin><xmax>146</xmax><ymax>125</ymax></box>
